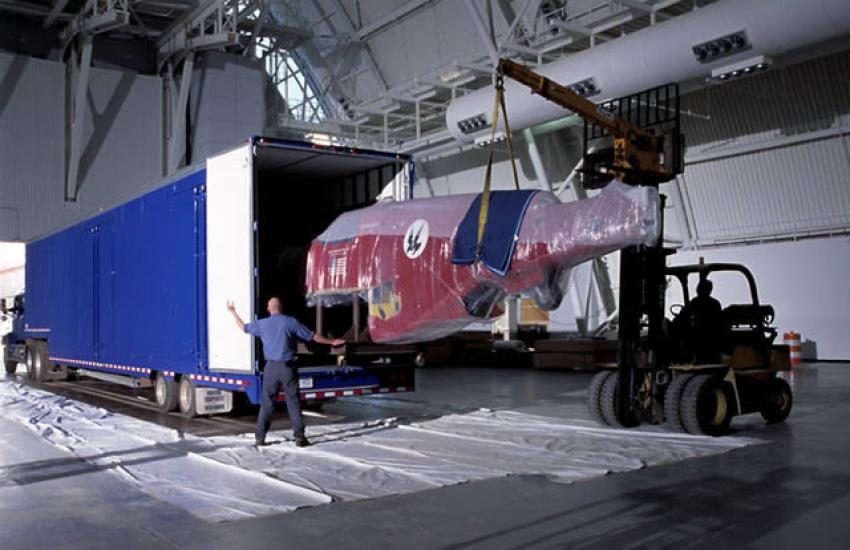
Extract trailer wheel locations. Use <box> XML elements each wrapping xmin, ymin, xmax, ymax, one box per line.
<box><xmin>663</xmin><ymin>373</ymin><xmax>695</xmax><ymax>433</ymax></box>
<box><xmin>178</xmin><ymin>377</ymin><xmax>198</xmax><ymax>418</ymax></box>
<box><xmin>599</xmin><ymin>372</ymin><xmax>641</xmax><ymax>428</ymax></box>
<box><xmin>587</xmin><ymin>370</ymin><xmax>613</xmax><ymax>426</ymax></box>
<box><xmin>154</xmin><ymin>373</ymin><xmax>179</xmax><ymax>413</ymax></box>
<box><xmin>25</xmin><ymin>343</ymin><xmax>49</xmax><ymax>383</ymax></box>
<box><xmin>33</xmin><ymin>342</ymin><xmax>49</xmax><ymax>382</ymax></box>
<box><xmin>25</xmin><ymin>346</ymin><xmax>34</xmax><ymax>380</ymax></box>
<box><xmin>760</xmin><ymin>377</ymin><xmax>793</xmax><ymax>424</ymax></box>
<box><xmin>681</xmin><ymin>374</ymin><xmax>733</xmax><ymax>436</ymax></box>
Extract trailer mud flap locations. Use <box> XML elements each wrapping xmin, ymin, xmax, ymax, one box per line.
<box><xmin>195</xmin><ymin>387</ymin><xmax>234</xmax><ymax>415</ymax></box>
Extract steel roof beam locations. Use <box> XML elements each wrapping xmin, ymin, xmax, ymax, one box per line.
<box><xmin>43</xmin><ymin>0</ymin><xmax>70</xmax><ymax>27</ymax></box>
<box><xmin>615</xmin><ymin>0</ymin><xmax>653</xmax><ymax>13</ymax></box>
<box><xmin>61</xmin><ymin>0</ymin><xmax>131</xmax><ymax>54</ymax></box>
<box><xmin>464</xmin><ymin>0</ymin><xmax>500</xmax><ymax>66</ymax></box>
<box><xmin>0</xmin><ymin>0</ymin><xmax>69</xmax><ymax>19</ymax></box>
<box><xmin>155</xmin><ymin>0</ymin><xmax>240</xmax><ymax>68</ymax></box>
<box><xmin>355</xmin><ymin>0</ymin><xmax>434</xmax><ymax>42</ymax></box>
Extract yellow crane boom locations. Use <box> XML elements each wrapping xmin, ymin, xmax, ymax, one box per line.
<box><xmin>497</xmin><ymin>58</ymin><xmax>675</xmax><ymax>184</ymax></box>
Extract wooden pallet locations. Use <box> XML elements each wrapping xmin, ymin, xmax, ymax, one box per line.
<box><xmin>530</xmin><ymin>338</ymin><xmax>618</xmax><ymax>369</ymax></box>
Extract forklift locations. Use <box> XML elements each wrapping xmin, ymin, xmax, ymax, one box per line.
<box><xmin>496</xmin><ymin>58</ymin><xmax>792</xmax><ymax>435</ymax></box>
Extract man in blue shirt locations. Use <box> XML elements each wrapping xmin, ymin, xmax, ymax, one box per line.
<box><xmin>227</xmin><ymin>297</ymin><xmax>344</xmax><ymax>447</ymax></box>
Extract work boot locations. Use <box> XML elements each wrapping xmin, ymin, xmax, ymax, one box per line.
<box><xmin>255</xmin><ymin>437</ymin><xmax>271</xmax><ymax>447</ymax></box>
<box><xmin>294</xmin><ymin>435</ymin><xmax>310</xmax><ymax>447</ymax></box>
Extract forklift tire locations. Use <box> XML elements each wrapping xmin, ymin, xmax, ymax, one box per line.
<box><xmin>587</xmin><ymin>370</ymin><xmax>613</xmax><ymax>426</ymax></box>
<box><xmin>663</xmin><ymin>373</ymin><xmax>695</xmax><ymax>432</ymax></box>
<box><xmin>178</xmin><ymin>376</ymin><xmax>198</xmax><ymax>418</ymax></box>
<box><xmin>760</xmin><ymin>377</ymin><xmax>793</xmax><ymax>424</ymax></box>
<box><xmin>600</xmin><ymin>372</ymin><xmax>641</xmax><ymax>428</ymax></box>
<box><xmin>154</xmin><ymin>373</ymin><xmax>179</xmax><ymax>413</ymax></box>
<box><xmin>681</xmin><ymin>375</ymin><xmax>734</xmax><ymax>436</ymax></box>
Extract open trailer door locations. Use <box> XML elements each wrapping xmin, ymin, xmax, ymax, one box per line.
<box><xmin>206</xmin><ymin>143</ymin><xmax>255</xmax><ymax>373</ymax></box>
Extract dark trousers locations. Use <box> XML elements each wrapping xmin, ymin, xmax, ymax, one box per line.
<box><xmin>256</xmin><ymin>360</ymin><xmax>305</xmax><ymax>441</ymax></box>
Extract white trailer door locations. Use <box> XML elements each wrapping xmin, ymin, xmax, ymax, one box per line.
<box><xmin>206</xmin><ymin>143</ymin><xmax>255</xmax><ymax>373</ymax></box>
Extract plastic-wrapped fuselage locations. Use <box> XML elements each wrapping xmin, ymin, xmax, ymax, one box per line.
<box><xmin>306</xmin><ymin>182</ymin><xmax>660</xmax><ymax>343</ymax></box>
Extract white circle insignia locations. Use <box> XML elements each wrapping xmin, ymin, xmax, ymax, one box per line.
<box><xmin>403</xmin><ymin>219</ymin><xmax>429</xmax><ymax>259</ymax></box>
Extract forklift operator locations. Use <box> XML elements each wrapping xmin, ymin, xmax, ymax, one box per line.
<box><xmin>679</xmin><ymin>279</ymin><xmax>725</xmax><ymax>364</ymax></box>
<box><xmin>227</xmin><ymin>297</ymin><xmax>344</xmax><ymax>448</ymax></box>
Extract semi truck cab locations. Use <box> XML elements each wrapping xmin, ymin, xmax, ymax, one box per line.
<box><xmin>2</xmin><ymin>294</ymin><xmax>26</xmax><ymax>375</ymax></box>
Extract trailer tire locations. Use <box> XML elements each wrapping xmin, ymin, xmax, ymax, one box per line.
<box><xmin>587</xmin><ymin>370</ymin><xmax>613</xmax><ymax>426</ymax></box>
<box><xmin>178</xmin><ymin>376</ymin><xmax>198</xmax><ymax>418</ymax></box>
<box><xmin>600</xmin><ymin>372</ymin><xmax>641</xmax><ymax>428</ymax></box>
<box><xmin>4</xmin><ymin>360</ymin><xmax>15</xmax><ymax>375</ymax></box>
<box><xmin>760</xmin><ymin>377</ymin><xmax>793</xmax><ymax>424</ymax></box>
<box><xmin>26</xmin><ymin>342</ymin><xmax>49</xmax><ymax>383</ymax></box>
<box><xmin>24</xmin><ymin>346</ymin><xmax>34</xmax><ymax>380</ymax></box>
<box><xmin>33</xmin><ymin>342</ymin><xmax>49</xmax><ymax>382</ymax></box>
<box><xmin>155</xmin><ymin>373</ymin><xmax>179</xmax><ymax>413</ymax></box>
<box><xmin>681</xmin><ymin>374</ymin><xmax>733</xmax><ymax>436</ymax></box>
<box><xmin>664</xmin><ymin>373</ymin><xmax>694</xmax><ymax>432</ymax></box>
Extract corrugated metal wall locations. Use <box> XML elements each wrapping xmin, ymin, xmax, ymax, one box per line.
<box><xmin>189</xmin><ymin>52</ymin><xmax>266</xmax><ymax>164</ymax></box>
<box><xmin>678</xmin><ymin>50</ymin><xmax>850</xmax><ymax>246</ymax></box>
<box><xmin>0</xmin><ymin>54</ymin><xmax>64</xmax><ymax>241</ymax></box>
<box><xmin>0</xmin><ymin>51</ymin><xmax>162</xmax><ymax>242</ymax></box>
<box><xmin>76</xmin><ymin>64</ymin><xmax>162</xmax><ymax>206</ymax></box>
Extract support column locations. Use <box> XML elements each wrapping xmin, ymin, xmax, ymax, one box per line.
<box><xmin>523</xmin><ymin>128</ymin><xmax>553</xmax><ymax>192</ymax></box>
<box><xmin>166</xmin><ymin>52</ymin><xmax>195</xmax><ymax>174</ymax></box>
<box><xmin>352</xmin><ymin>296</ymin><xmax>361</xmax><ymax>342</ymax></box>
<box><xmin>558</xmin><ymin>148</ymin><xmax>618</xmax><ymax>324</ymax></box>
<box><xmin>316</xmin><ymin>298</ymin><xmax>324</xmax><ymax>338</ymax></box>
<box><xmin>65</xmin><ymin>35</ymin><xmax>93</xmax><ymax>202</ymax></box>
<box><xmin>383</xmin><ymin>112</ymin><xmax>389</xmax><ymax>148</ymax></box>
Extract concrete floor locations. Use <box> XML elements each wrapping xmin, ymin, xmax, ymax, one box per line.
<box><xmin>2</xmin><ymin>363</ymin><xmax>849</xmax><ymax>549</ymax></box>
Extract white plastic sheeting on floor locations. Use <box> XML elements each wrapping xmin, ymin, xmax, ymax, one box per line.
<box><xmin>0</xmin><ymin>380</ymin><xmax>760</xmax><ymax>522</ymax></box>
<box><xmin>0</xmin><ymin>382</ymin><xmax>330</xmax><ymax>521</ymax></box>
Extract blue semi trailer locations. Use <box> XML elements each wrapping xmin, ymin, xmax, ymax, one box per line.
<box><xmin>7</xmin><ymin>137</ymin><xmax>417</xmax><ymax>416</ymax></box>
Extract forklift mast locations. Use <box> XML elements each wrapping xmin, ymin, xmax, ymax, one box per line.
<box><xmin>496</xmin><ymin>58</ymin><xmax>685</xmax><ymax>425</ymax></box>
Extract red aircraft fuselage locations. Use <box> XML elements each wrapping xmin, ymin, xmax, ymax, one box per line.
<box><xmin>306</xmin><ymin>183</ymin><xmax>659</xmax><ymax>344</ymax></box>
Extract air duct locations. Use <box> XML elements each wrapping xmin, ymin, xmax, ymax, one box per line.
<box><xmin>446</xmin><ymin>0</ymin><xmax>850</xmax><ymax>143</ymax></box>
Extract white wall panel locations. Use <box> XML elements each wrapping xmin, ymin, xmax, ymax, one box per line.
<box><xmin>670</xmin><ymin>237</ymin><xmax>850</xmax><ymax>360</ymax></box>
<box><xmin>0</xmin><ymin>242</ymin><xmax>25</xmax><ymax>297</ymax></box>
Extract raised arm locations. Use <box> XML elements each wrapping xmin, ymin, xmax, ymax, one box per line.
<box><xmin>226</xmin><ymin>301</ymin><xmax>246</xmax><ymax>332</ymax></box>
